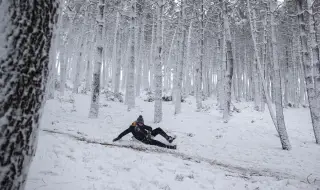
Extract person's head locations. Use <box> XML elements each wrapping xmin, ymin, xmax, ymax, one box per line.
<box><xmin>136</xmin><ymin>115</ymin><xmax>144</xmax><ymax>126</ymax></box>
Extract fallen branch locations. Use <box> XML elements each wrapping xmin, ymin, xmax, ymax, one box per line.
<box><xmin>42</xmin><ymin>128</ymin><xmax>299</xmax><ymax>181</ymax></box>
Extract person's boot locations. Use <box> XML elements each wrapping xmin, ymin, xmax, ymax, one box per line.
<box><xmin>167</xmin><ymin>136</ymin><xmax>176</xmax><ymax>143</ymax></box>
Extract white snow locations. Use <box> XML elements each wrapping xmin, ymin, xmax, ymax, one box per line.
<box><xmin>26</xmin><ymin>92</ymin><xmax>320</xmax><ymax>190</ymax></box>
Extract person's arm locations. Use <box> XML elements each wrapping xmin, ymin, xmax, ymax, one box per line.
<box><xmin>141</xmin><ymin>125</ymin><xmax>152</xmax><ymax>132</ymax></box>
<box><xmin>113</xmin><ymin>126</ymin><xmax>133</xmax><ymax>142</ymax></box>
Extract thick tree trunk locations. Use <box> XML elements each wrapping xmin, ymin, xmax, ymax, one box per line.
<box><xmin>0</xmin><ymin>1</ymin><xmax>58</xmax><ymax>189</ymax></box>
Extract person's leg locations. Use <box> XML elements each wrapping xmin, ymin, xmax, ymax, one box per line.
<box><xmin>151</xmin><ymin>127</ymin><xmax>169</xmax><ymax>138</ymax></box>
<box><xmin>151</xmin><ymin>128</ymin><xmax>176</xmax><ymax>143</ymax></box>
<box><xmin>146</xmin><ymin>139</ymin><xmax>176</xmax><ymax>149</ymax></box>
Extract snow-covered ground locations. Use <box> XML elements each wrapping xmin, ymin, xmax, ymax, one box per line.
<box><xmin>26</xmin><ymin>92</ymin><xmax>320</xmax><ymax>190</ymax></box>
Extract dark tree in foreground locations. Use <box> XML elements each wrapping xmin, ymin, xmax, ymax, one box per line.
<box><xmin>0</xmin><ymin>1</ymin><xmax>58</xmax><ymax>190</ymax></box>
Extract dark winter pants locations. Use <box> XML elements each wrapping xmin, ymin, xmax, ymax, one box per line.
<box><xmin>142</xmin><ymin>128</ymin><xmax>175</xmax><ymax>149</ymax></box>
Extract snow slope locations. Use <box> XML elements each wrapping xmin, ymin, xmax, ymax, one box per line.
<box><xmin>26</xmin><ymin>92</ymin><xmax>320</xmax><ymax>190</ymax></box>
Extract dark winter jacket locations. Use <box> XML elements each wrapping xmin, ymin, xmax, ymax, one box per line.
<box><xmin>115</xmin><ymin>122</ymin><xmax>153</xmax><ymax>141</ymax></box>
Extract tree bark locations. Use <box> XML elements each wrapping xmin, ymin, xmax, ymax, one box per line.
<box><xmin>270</xmin><ymin>0</ymin><xmax>291</xmax><ymax>150</ymax></box>
<box><xmin>0</xmin><ymin>1</ymin><xmax>58</xmax><ymax>189</ymax></box>
<box><xmin>126</xmin><ymin>0</ymin><xmax>136</xmax><ymax>111</ymax></box>
<box><xmin>89</xmin><ymin>0</ymin><xmax>105</xmax><ymax>118</ymax></box>
<box><xmin>297</xmin><ymin>0</ymin><xmax>320</xmax><ymax>144</ymax></box>
<box><xmin>154</xmin><ymin>1</ymin><xmax>164</xmax><ymax>123</ymax></box>
<box><xmin>222</xmin><ymin>0</ymin><xmax>234</xmax><ymax>122</ymax></box>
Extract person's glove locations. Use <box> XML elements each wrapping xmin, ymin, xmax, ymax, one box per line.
<box><xmin>113</xmin><ymin>137</ymin><xmax>120</xmax><ymax>142</ymax></box>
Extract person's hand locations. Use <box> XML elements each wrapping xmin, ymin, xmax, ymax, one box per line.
<box><xmin>113</xmin><ymin>137</ymin><xmax>120</xmax><ymax>142</ymax></box>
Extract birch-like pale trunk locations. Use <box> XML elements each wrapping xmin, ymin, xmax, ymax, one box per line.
<box><xmin>154</xmin><ymin>1</ymin><xmax>164</xmax><ymax>123</ymax></box>
<box><xmin>297</xmin><ymin>0</ymin><xmax>320</xmax><ymax>144</ymax></box>
<box><xmin>89</xmin><ymin>0</ymin><xmax>105</xmax><ymax>118</ymax></box>
<box><xmin>270</xmin><ymin>0</ymin><xmax>291</xmax><ymax>150</ymax></box>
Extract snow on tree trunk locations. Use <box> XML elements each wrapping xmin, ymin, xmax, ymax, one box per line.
<box><xmin>297</xmin><ymin>0</ymin><xmax>320</xmax><ymax>144</ymax></box>
<box><xmin>126</xmin><ymin>0</ymin><xmax>136</xmax><ymax>111</ymax></box>
<box><xmin>175</xmin><ymin>0</ymin><xmax>186</xmax><ymax>115</ymax></box>
<box><xmin>149</xmin><ymin>14</ymin><xmax>155</xmax><ymax>91</ymax></box>
<box><xmin>89</xmin><ymin>0</ymin><xmax>105</xmax><ymax>118</ymax></box>
<box><xmin>0</xmin><ymin>1</ymin><xmax>58</xmax><ymax>189</ymax></box>
<box><xmin>222</xmin><ymin>0</ymin><xmax>234</xmax><ymax>122</ymax></box>
<box><xmin>284</xmin><ymin>47</ymin><xmax>289</xmax><ymax>108</ymax></box>
<box><xmin>114</xmin><ymin>17</ymin><xmax>122</xmax><ymax>94</ymax></box>
<box><xmin>73</xmin><ymin>35</ymin><xmax>85</xmax><ymax>94</ymax></box>
<box><xmin>154</xmin><ymin>1</ymin><xmax>164</xmax><ymax>123</ymax></box>
<box><xmin>270</xmin><ymin>0</ymin><xmax>291</xmax><ymax>150</ymax></box>
<box><xmin>196</xmin><ymin>0</ymin><xmax>204</xmax><ymax>111</ymax></box>
<box><xmin>60</xmin><ymin>45</ymin><xmax>67</xmax><ymax>96</ymax></box>
<box><xmin>136</xmin><ymin>17</ymin><xmax>144</xmax><ymax>96</ymax></box>
<box><xmin>85</xmin><ymin>60</ymin><xmax>92</xmax><ymax>92</ymax></box>
<box><xmin>111</xmin><ymin>12</ymin><xmax>120</xmax><ymax>90</ymax></box>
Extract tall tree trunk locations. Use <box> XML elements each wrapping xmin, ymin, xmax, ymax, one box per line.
<box><xmin>126</xmin><ymin>0</ymin><xmax>136</xmax><ymax>111</ymax></box>
<box><xmin>59</xmin><ymin>45</ymin><xmax>67</xmax><ymax>96</ymax></box>
<box><xmin>175</xmin><ymin>0</ymin><xmax>186</xmax><ymax>114</ymax></box>
<box><xmin>89</xmin><ymin>0</ymin><xmax>105</xmax><ymax>118</ymax></box>
<box><xmin>73</xmin><ymin>35</ymin><xmax>85</xmax><ymax>94</ymax></box>
<box><xmin>223</xmin><ymin>0</ymin><xmax>234</xmax><ymax>122</ymax></box>
<box><xmin>149</xmin><ymin>14</ymin><xmax>155</xmax><ymax>91</ymax></box>
<box><xmin>270</xmin><ymin>0</ymin><xmax>291</xmax><ymax>150</ymax></box>
<box><xmin>136</xmin><ymin>18</ymin><xmax>144</xmax><ymax>96</ymax></box>
<box><xmin>154</xmin><ymin>1</ymin><xmax>164</xmax><ymax>123</ymax></box>
<box><xmin>114</xmin><ymin>17</ymin><xmax>122</xmax><ymax>94</ymax></box>
<box><xmin>196</xmin><ymin>0</ymin><xmax>204</xmax><ymax>111</ymax></box>
<box><xmin>297</xmin><ymin>0</ymin><xmax>320</xmax><ymax>144</ymax></box>
<box><xmin>112</xmin><ymin>12</ymin><xmax>120</xmax><ymax>90</ymax></box>
<box><xmin>0</xmin><ymin>1</ymin><xmax>58</xmax><ymax>189</ymax></box>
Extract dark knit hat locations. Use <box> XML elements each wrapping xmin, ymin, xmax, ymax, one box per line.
<box><xmin>137</xmin><ymin>115</ymin><xmax>144</xmax><ymax>124</ymax></box>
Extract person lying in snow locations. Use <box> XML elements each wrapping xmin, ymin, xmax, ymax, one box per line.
<box><xmin>113</xmin><ymin>115</ymin><xmax>177</xmax><ymax>149</ymax></box>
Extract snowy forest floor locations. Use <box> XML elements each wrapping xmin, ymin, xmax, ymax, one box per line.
<box><xmin>26</xmin><ymin>91</ymin><xmax>320</xmax><ymax>190</ymax></box>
